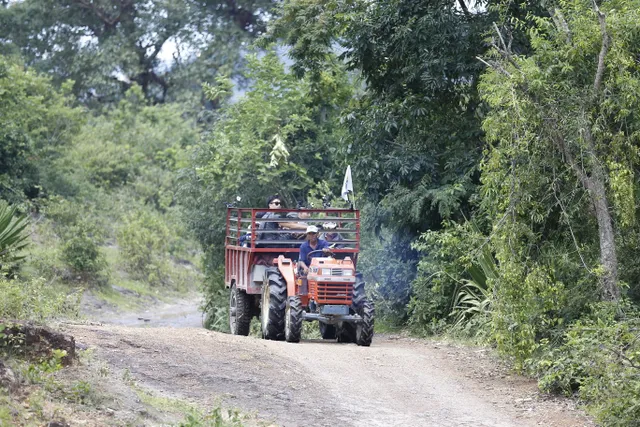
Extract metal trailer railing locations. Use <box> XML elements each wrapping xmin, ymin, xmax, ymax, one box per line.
<box><xmin>224</xmin><ymin>208</ymin><xmax>360</xmax><ymax>294</ymax></box>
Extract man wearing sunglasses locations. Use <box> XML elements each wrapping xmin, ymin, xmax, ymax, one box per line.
<box><xmin>257</xmin><ymin>195</ymin><xmax>307</xmax><ymax>243</ymax></box>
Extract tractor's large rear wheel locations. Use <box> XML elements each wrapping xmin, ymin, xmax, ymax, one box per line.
<box><xmin>319</xmin><ymin>323</ymin><xmax>336</xmax><ymax>339</ymax></box>
<box><xmin>356</xmin><ymin>299</ymin><xmax>375</xmax><ymax>347</ymax></box>
<box><xmin>261</xmin><ymin>267</ymin><xmax>286</xmax><ymax>340</ymax></box>
<box><xmin>229</xmin><ymin>284</ymin><xmax>251</xmax><ymax>336</ymax></box>
<box><xmin>285</xmin><ymin>296</ymin><xmax>303</xmax><ymax>343</ymax></box>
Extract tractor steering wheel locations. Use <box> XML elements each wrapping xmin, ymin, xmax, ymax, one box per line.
<box><xmin>306</xmin><ymin>249</ymin><xmax>333</xmax><ymax>263</ymax></box>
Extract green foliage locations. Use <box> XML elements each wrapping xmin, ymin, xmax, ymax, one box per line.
<box><xmin>270</xmin><ymin>0</ymin><xmax>487</xmax><ymax>236</ymax></box>
<box><xmin>42</xmin><ymin>197</ymin><xmax>107</xmax><ymax>278</ymax></box>
<box><xmin>178</xmin><ymin>407</ymin><xmax>245</xmax><ymax>427</ymax></box>
<box><xmin>17</xmin><ymin>349</ymin><xmax>66</xmax><ymax>384</ymax></box>
<box><xmin>478</xmin><ymin>0</ymin><xmax>640</xmax><ymax>360</ymax></box>
<box><xmin>0</xmin><ymin>276</ymin><xmax>80</xmax><ymax>321</ymax></box>
<box><xmin>0</xmin><ymin>201</ymin><xmax>29</xmax><ymax>268</ymax></box>
<box><xmin>202</xmin><ymin>284</ymin><xmax>230</xmax><ymax>333</ymax></box>
<box><xmin>192</xmin><ymin>50</ymin><xmax>351</xmax><ymax>205</ymax></box>
<box><xmin>61</xmin><ymin>223</ymin><xmax>107</xmax><ymax>276</ymax></box>
<box><xmin>535</xmin><ymin>302</ymin><xmax>640</xmax><ymax>426</ymax></box>
<box><xmin>62</xmin><ymin>86</ymin><xmax>196</xmax><ymax>198</ymax></box>
<box><xmin>0</xmin><ymin>0</ymin><xmax>275</xmax><ymax>104</ymax></box>
<box><xmin>117</xmin><ymin>210</ymin><xmax>172</xmax><ymax>285</ymax></box>
<box><xmin>492</xmin><ymin>260</ymin><xmax>567</xmax><ymax>367</ymax></box>
<box><xmin>23</xmin><ymin>84</ymin><xmax>200</xmax><ymax>293</ymax></box>
<box><xmin>451</xmin><ymin>279</ymin><xmax>492</xmax><ymax>327</ymax></box>
<box><xmin>0</xmin><ymin>55</ymin><xmax>81</xmax><ymax>201</ymax></box>
<box><xmin>267</xmin><ymin>0</ymin><xmax>511</xmax><ymax>326</ymax></box>
<box><xmin>409</xmin><ymin>221</ymin><xmax>482</xmax><ymax>331</ymax></box>
<box><xmin>66</xmin><ymin>380</ymin><xmax>95</xmax><ymax>405</ymax></box>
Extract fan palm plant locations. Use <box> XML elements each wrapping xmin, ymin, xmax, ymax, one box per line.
<box><xmin>450</xmin><ymin>245</ymin><xmax>498</xmax><ymax>327</ymax></box>
<box><xmin>0</xmin><ymin>203</ymin><xmax>29</xmax><ymax>267</ymax></box>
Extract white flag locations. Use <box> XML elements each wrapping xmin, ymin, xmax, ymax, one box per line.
<box><xmin>341</xmin><ymin>165</ymin><xmax>353</xmax><ymax>201</ymax></box>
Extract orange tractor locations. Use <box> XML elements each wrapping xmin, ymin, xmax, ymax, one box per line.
<box><xmin>225</xmin><ymin>207</ymin><xmax>374</xmax><ymax>346</ymax></box>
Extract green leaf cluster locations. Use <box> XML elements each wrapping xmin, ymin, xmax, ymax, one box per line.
<box><xmin>0</xmin><ymin>0</ymin><xmax>276</xmax><ymax>104</ymax></box>
<box><xmin>0</xmin><ymin>276</ymin><xmax>79</xmax><ymax>321</ymax></box>
<box><xmin>0</xmin><ymin>55</ymin><xmax>82</xmax><ymax>202</ymax></box>
<box><xmin>117</xmin><ymin>210</ymin><xmax>171</xmax><ymax>285</ymax></box>
<box><xmin>535</xmin><ymin>302</ymin><xmax>640</xmax><ymax>426</ymax></box>
<box><xmin>0</xmin><ymin>202</ymin><xmax>29</xmax><ymax>269</ymax></box>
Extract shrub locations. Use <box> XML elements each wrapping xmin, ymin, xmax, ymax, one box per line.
<box><xmin>409</xmin><ymin>221</ymin><xmax>488</xmax><ymax>335</ymax></box>
<box><xmin>535</xmin><ymin>302</ymin><xmax>640</xmax><ymax>426</ymax></box>
<box><xmin>78</xmin><ymin>140</ymin><xmax>137</xmax><ymax>189</ymax></box>
<box><xmin>0</xmin><ymin>276</ymin><xmax>80</xmax><ymax>321</ymax></box>
<box><xmin>61</xmin><ymin>226</ymin><xmax>107</xmax><ymax>275</ymax></box>
<box><xmin>0</xmin><ymin>57</ymin><xmax>82</xmax><ymax>202</ymax></box>
<box><xmin>43</xmin><ymin>198</ymin><xmax>107</xmax><ymax>277</ymax></box>
<box><xmin>117</xmin><ymin>211</ymin><xmax>171</xmax><ymax>285</ymax></box>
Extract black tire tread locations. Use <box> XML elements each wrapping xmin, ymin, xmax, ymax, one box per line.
<box><xmin>285</xmin><ymin>296</ymin><xmax>303</xmax><ymax>343</ymax></box>
<box><xmin>356</xmin><ymin>299</ymin><xmax>375</xmax><ymax>347</ymax></box>
<box><xmin>230</xmin><ymin>285</ymin><xmax>251</xmax><ymax>336</ymax></box>
<box><xmin>352</xmin><ymin>272</ymin><xmax>366</xmax><ymax>309</ymax></box>
<box><xmin>263</xmin><ymin>267</ymin><xmax>287</xmax><ymax>340</ymax></box>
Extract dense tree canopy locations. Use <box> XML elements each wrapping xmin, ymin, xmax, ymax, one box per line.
<box><xmin>479</xmin><ymin>0</ymin><xmax>640</xmax><ymax>353</ymax></box>
<box><xmin>270</xmin><ymin>0</ymin><xmax>488</xmax><ymax>236</ymax></box>
<box><xmin>0</xmin><ymin>0</ymin><xmax>275</xmax><ymax>104</ymax></box>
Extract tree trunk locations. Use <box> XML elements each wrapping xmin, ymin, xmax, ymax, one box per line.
<box><xmin>553</xmin><ymin>130</ymin><xmax>620</xmax><ymax>301</ymax></box>
<box><xmin>584</xmin><ymin>173</ymin><xmax>620</xmax><ymax>301</ymax></box>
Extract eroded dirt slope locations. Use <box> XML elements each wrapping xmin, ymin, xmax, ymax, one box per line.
<box><xmin>63</xmin><ymin>320</ymin><xmax>594</xmax><ymax>427</ymax></box>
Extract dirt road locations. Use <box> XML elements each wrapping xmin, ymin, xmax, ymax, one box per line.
<box><xmin>64</xmin><ymin>310</ymin><xmax>593</xmax><ymax>426</ymax></box>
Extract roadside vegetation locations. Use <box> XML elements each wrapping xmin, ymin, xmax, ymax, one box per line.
<box><xmin>2</xmin><ymin>0</ymin><xmax>640</xmax><ymax>425</ymax></box>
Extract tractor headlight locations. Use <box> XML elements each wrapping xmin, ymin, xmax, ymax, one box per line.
<box><xmin>320</xmin><ymin>268</ymin><xmax>354</xmax><ymax>276</ymax></box>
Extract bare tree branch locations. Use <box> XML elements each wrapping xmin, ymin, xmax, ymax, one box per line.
<box><xmin>488</xmin><ymin>23</ymin><xmax>523</xmax><ymax>72</ymax></box>
<box><xmin>493</xmin><ymin>22</ymin><xmax>508</xmax><ymax>52</ymax></box>
<box><xmin>458</xmin><ymin>0</ymin><xmax>470</xmax><ymax>17</ymax></box>
<box><xmin>552</xmin><ymin>8</ymin><xmax>572</xmax><ymax>44</ymax></box>
<box><xmin>592</xmin><ymin>0</ymin><xmax>611</xmax><ymax>93</ymax></box>
<box><xmin>476</xmin><ymin>56</ymin><xmax>512</xmax><ymax>77</ymax></box>
<box><xmin>551</xmin><ymin>131</ymin><xmax>589</xmax><ymax>190</ymax></box>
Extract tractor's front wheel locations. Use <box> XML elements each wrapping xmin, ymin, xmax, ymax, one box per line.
<box><xmin>285</xmin><ymin>296</ymin><xmax>303</xmax><ymax>343</ymax></box>
<box><xmin>356</xmin><ymin>299</ymin><xmax>375</xmax><ymax>347</ymax></box>
<box><xmin>352</xmin><ymin>272</ymin><xmax>366</xmax><ymax>309</ymax></box>
<box><xmin>229</xmin><ymin>284</ymin><xmax>251</xmax><ymax>336</ymax></box>
<box><xmin>261</xmin><ymin>268</ymin><xmax>286</xmax><ymax>340</ymax></box>
<box><xmin>319</xmin><ymin>323</ymin><xmax>336</xmax><ymax>339</ymax></box>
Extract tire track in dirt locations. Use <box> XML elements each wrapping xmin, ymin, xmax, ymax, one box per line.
<box><xmin>64</xmin><ymin>324</ymin><xmax>593</xmax><ymax>427</ymax></box>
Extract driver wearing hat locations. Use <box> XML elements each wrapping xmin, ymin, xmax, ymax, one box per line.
<box><xmin>298</xmin><ymin>225</ymin><xmax>332</xmax><ymax>274</ymax></box>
